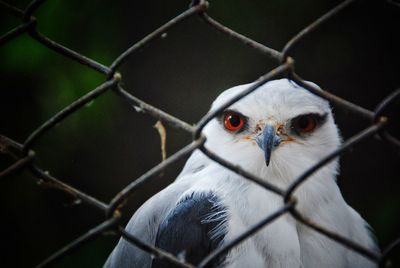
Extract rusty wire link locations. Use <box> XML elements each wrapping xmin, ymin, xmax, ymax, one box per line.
<box><xmin>194</xmin><ymin>61</ymin><xmax>293</xmax><ymax>139</ymax></box>
<box><xmin>0</xmin><ymin>0</ymin><xmax>399</xmax><ymax>267</ymax></box>
<box><xmin>36</xmin><ymin>215</ymin><xmax>121</xmax><ymax>268</ymax></box>
<box><xmin>0</xmin><ymin>19</ymin><xmax>35</xmax><ymax>45</ymax></box>
<box><xmin>373</xmin><ymin>88</ymin><xmax>400</xmax><ymax>148</ymax></box>
<box><xmin>115</xmin><ymin>85</ymin><xmax>195</xmax><ymax>133</ymax></box>
<box><xmin>198</xmin><ymin>201</ymin><xmax>296</xmax><ymax>268</ymax></box>
<box><xmin>21</xmin><ymin>79</ymin><xmax>119</xmax><ymax>154</ymax></box>
<box><xmin>283</xmin><ymin>120</ymin><xmax>387</xmax><ymax>203</ymax></box>
<box><xmin>281</xmin><ymin>0</ymin><xmax>356</xmax><ymax>62</ymax></box>
<box><xmin>119</xmin><ymin>228</ymin><xmax>196</xmax><ymax>268</ymax></box>
<box><xmin>107</xmin><ymin>1</ymin><xmax>209</xmax><ymax>79</ymax></box>
<box><xmin>0</xmin><ymin>150</ymin><xmax>34</xmax><ymax>178</ymax></box>
<box><xmin>106</xmin><ymin>138</ymin><xmax>205</xmax><ymax>217</ymax></box>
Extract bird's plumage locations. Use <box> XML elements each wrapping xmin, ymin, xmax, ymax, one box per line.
<box><xmin>152</xmin><ymin>192</ymin><xmax>227</xmax><ymax>267</ymax></box>
<box><xmin>105</xmin><ymin>79</ymin><xmax>378</xmax><ymax>268</ymax></box>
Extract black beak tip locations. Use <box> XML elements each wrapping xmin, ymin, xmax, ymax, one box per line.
<box><xmin>265</xmin><ymin>156</ymin><xmax>271</xmax><ymax>166</ymax></box>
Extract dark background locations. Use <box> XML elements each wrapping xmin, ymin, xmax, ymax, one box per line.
<box><xmin>0</xmin><ymin>0</ymin><xmax>399</xmax><ymax>267</ymax></box>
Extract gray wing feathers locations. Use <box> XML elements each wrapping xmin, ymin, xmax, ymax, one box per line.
<box><xmin>104</xmin><ymin>208</ymin><xmax>156</xmax><ymax>268</ymax></box>
<box><xmin>104</xmin><ymin>180</ymin><xmax>192</xmax><ymax>268</ymax></box>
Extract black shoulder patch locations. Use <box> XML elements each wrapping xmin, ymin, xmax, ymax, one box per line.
<box><xmin>152</xmin><ymin>192</ymin><xmax>227</xmax><ymax>267</ymax></box>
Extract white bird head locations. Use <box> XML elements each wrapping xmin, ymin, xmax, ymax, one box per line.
<box><xmin>202</xmin><ymin>79</ymin><xmax>342</xmax><ymax>186</ymax></box>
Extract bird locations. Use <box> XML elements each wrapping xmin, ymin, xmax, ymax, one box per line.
<box><xmin>104</xmin><ymin>78</ymin><xmax>379</xmax><ymax>268</ymax></box>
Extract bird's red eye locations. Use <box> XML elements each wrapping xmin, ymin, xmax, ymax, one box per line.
<box><xmin>223</xmin><ymin>112</ymin><xmax>245</xmax><ymax>132</ymax></box>
<box><xmin>293</xmin><ymin>114</ymin><xmax>317</xmax><ymax>134</ymax></box>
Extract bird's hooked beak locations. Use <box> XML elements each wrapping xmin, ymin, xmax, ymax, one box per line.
<box><xmin>255</xmin><ymin>124</ymin><xmax>281</xmax><ymax>166</ymax></box>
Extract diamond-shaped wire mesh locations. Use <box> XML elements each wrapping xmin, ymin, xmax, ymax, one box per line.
<box><xmin>0</xmin><ymin>0</ymin><xmax>399</xmax><ymax>267</ymax></box>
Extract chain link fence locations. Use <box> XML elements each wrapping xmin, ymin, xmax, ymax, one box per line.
<box><xmin>1</xmin><ymin>0</ymin><xmax>399</xmax><ymax>267</ymax></box>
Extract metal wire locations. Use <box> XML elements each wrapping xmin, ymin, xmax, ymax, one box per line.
<box><xmin>0</xmin><ymin>0</ymin><xmax>399</xmax><ymax>267</ymax></box>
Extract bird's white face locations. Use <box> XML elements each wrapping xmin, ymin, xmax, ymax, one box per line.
<box><xmin>202</xmin><ymin>79</ymin><xmax>342</xmax><ymax>186</ymax></box>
